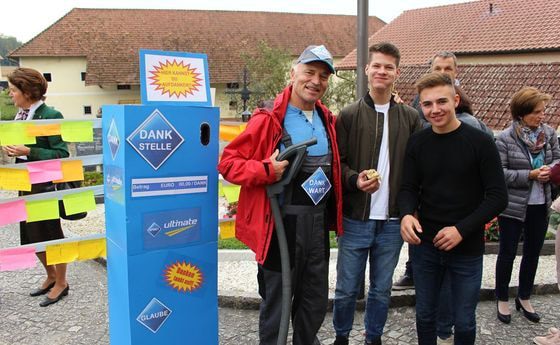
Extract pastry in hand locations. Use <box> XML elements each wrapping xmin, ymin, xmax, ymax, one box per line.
<box><xmin>365</xmin><ymin>169</ymin><xmax>381</xmax><ymax>182</ymax></box>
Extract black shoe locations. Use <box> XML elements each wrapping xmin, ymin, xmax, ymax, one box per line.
<box><xmin>365</xmin><ymin>336</ymin><xmax>382</xmax><ymax>345</ymax></box>
<box><xmin>496</xmin><ymin>300</ymin><xmax>511</xmax><ymax>324</ymax></box>
<box><xmin>333</xmin><ymin>336</ymin><xmax>348</xmax><ymax>345</ymax></box>
<box><xmin>392</xmin><ymin>275</ymin><xmax>414</xmax><ymax>290</ymax></box>
<box><xmin>29</xmin><ymin>281</ymin><xmax>55</xmax><ymax>297</ymax></box>
<box><xmin>39</xmin><ymin>285</ymin><xmax>69</xmax><ymax>307</ymax></box>
<box><xmin>515</xmin><ymin>297</ymin><xmax>540</xmax><ymax>323</ymax></box>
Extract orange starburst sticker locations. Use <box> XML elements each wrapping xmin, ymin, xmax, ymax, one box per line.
<box><xmin>164</xmin><ymin>261</ymin><xmax>204</xmax><ymax>293</ymax></box>
<box><xmin>149</xmin><ymin>59</ymin><xmax>202</xmax><ymax>98</ymax></box>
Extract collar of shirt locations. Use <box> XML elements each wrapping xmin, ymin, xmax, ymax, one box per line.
<box><xmin>25</xmin><ymin>100</ymin><xmax>44</xmax><ymax>120</ymax></box>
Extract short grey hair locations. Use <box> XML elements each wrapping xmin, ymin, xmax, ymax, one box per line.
<box><xmin>430</xmin><ymin>51</ymin><xmax>457</xmax><ymax>67</ymax></box>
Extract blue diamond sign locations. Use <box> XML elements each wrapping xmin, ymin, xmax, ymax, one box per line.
<box><xmin>147</xmin><ymin>222</ymin><xmax>161</xmax><ymax>237</ymax></box>
<box><xmin>301</xmin><ymin>167</ymin><xmax>332</xmax><ymax>205</ymax></box>
<box><xmin>107</xmin><ymin>118</ymin><xmax>120</xmax><ymax>160</ymax></box>
<box><xmin>136</xmin><ymin>298</ymin><xmax>172</xmax><ymax>333</ymax></box>
<box><xmin>127</xmin><ymin>109</ymin><xmax>184</xmax><ymax>170</ymax></box>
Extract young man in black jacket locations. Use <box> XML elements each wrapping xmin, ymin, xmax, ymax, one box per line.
<box><xmin>398</xmin><ymin>72</ymin><xmax>507</xmax><ymax>345</ymax></box>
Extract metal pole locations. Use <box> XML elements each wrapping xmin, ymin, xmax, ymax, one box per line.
<box><xmin>356</xmin><ymin>0</ymin><xmax>369</xmax><ymax>100</ymax></box>
<box><xmin>357</xmin><ymin>0</ymin><xmax>368</xmax><ymax>300</ymax></box>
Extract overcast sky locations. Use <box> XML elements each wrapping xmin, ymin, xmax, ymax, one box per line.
<box><xmin>2</xmin><ymin>0</ymin><xmax>471</xmax><ymax>43</ymax></box>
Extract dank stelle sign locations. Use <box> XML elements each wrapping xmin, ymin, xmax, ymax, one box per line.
<box><xmin>139</xmin><ymin>49</ymin><xmax>211</xmax><ymax>107</ymax></box>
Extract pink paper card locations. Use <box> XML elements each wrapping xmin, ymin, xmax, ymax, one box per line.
<box><xmin>0</xmin><ymin>247</ymin><xmax>36</xmax><ymax>271</ymax></box>
<box><xmin>0</xmin><ymin>199</ymin><xmax>27</xmax><ymax>226</ymax></box>
<box><xmin>27</xmin><ymin>160</ymin><xmax>63</xmax><ymax>184</ymax></box>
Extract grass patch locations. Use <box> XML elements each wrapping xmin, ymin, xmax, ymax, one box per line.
<box><xmin>218</xmin><ymin>231</ymin><xmax>339</xmax><ymax>249</ymax></box>
<box><xmin>83</xmin><ymin>171</ymin><xmax>103</xmax><ymax>186</ymax></box>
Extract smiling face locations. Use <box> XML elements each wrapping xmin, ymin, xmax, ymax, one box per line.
<box><xmin>420</xmin><ymin>84</ymin><xmax>460</xmax><ymax>133</ymax></box>
<box><xmin>8</xmin><ymin>84</ymin><xmax>32</xmax><ymax>109</ymax></box>
<box><xmin>289</xmin><ymin>61</ymin><xmax>331</xmax><ymax>110</ymax></box>
<box><xmin>521</xmin><ymin>101</ymin><xmax>546</xmax><ymax>129</ymax></box>
<box><xmin>365</xmin><ymin>52</ymin><xmax>400</xmax><ymax>92</ymax></box>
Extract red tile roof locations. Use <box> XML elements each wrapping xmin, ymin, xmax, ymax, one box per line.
<box><xmin>337</xmin><ymin>0</ymin><xmax>560</xmax><ymax>69</ymax></box>
<box><xmin>9</xmin><ymin>8</ymin><xmax>385</xmax><ymax>85</ymax></box>
<box><xmin>395</xmin><ymin>63</ymin><xmax>560</xmax><ymax>131</ymax></box>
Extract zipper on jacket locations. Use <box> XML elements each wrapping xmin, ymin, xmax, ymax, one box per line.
<box><xmin>362</xmin><ymin>108</ymin><xmax>381</xmax><ymax>221</ymax></box>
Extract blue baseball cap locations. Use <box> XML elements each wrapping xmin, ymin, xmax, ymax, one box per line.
<box><xmin>296</xmin><ymin>45</ymin><xmax>335</xmax><ymax>74</ymax></box>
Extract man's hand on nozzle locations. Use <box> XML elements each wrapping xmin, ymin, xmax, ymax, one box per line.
<box><xmin>270</xmin><ymin>149</ymin><xmax>289</xmax><ymax>181</ymax></box>
<box><xmin>401</xmin><ymin>214</ymin><xmax>422</xmax><ymax>245</ymax></box>
<box><xmin>356</xmin><ymin>170</ymin><xmax>380</xmax><ymax>193</ymax></box>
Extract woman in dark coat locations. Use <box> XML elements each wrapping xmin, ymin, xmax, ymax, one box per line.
<box><xmin>495</xmin><ymin>87</ymin><xmax>560</xmax><ymax>324</ymax></box>
<box><xmin>3</xmin><ymin>67</ymin><xmax>70</xmax><ymax>307</ymax></box>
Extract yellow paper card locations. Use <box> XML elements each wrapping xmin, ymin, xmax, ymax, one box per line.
<box><xmin>223</xmin><ymin>185</ymin><xmax>241</xmax><ymax>203</ymax></box>
<box><xmin>53</xmin><ymin>160</ymin><xmax>84</xmax><ymax>183</ymax></box>
<box><xmin>220</xmin><ymin>220</ymin><xmax>235</xmax><ymax>239</ymax></box>
<box><xmin>0</xmin><ymin>168</ymin><xmax>31</xmax><ymax>191</ymax></box>
<box><xmin>0</xmin><ymin>123</ymin><xmax>36</xmax><ymax>145</ymax></box>
<box><xmin>218</xmin><ymin>180</ymin><xmax>224</xmax><ymax>196</ymax></box>
<box><xmin>78</xmin><ymin>238</ymin><xmax>106</xmax><ymax>261</ymax></box>
<box><xmin>27</xmin><ymin>123</ymin><xmax>61</xmax><ymax>137</ymax></box>
<box><xmin>46</xmin><ymin>242</ymin><xmax>79</xmax><ymax>265</ymax></box>
<box><xmin>60</xmin><ymin>121</ymin><xmax>93</xmax><ymax>142</ymax></box>
<box><xmin>62</xmin><ymin>190</ymin><xmax>95</xmax><ymax>216</ymax></box>
<box><xmin>25</xmin><ymin>199</ymin><xmax>59</xmax><ymax>222</ymax></box>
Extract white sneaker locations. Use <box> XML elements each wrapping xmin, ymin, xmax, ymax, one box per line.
<box><xmin>437</xmin><ymin>336</ymin><xmax>453</xmax><ymax>345</ymax></box>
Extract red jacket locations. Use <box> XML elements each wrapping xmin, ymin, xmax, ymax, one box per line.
<box><xmin>218</xmin><ymin>86</ymin><xmax>343</xmax><ymax>264</ymax></box>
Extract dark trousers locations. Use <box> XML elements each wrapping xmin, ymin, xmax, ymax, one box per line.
<box><xmin>412</xmin><ymin>243</ymin><xmax>482</xmax><ymax>345</ymax></box>
<box><xmin>406</xmin><ymin>245</ymin><xmax>454</xmax><ymax>339</ymax></box>
<box><xmin>258</xmin><ymin>205</ymin><xmax>329</xmax><ymax>345</ymax></box>
<box><xmin>495</xmin><ymin>204</ymin><xmax>548</xmax><ymax>300</ymax></box>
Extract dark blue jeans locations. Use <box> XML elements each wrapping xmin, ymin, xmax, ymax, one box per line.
<box><xmin>408</xmin><ymin>245</ymin><xmax>454</xmax><ymax>339</ymax></box>
<box><xmin>495</xmin><ymin>204</ymin><xmax>548</xmax><ymax>301</ymax></box>
<box><xmin>412</xmin><ymin>243</ymin><xmax>482</xmax><ymax>345</ymax></box>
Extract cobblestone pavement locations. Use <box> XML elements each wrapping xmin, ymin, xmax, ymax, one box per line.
<box><xmin>219</xmin><ymin>295</ymin><xmax>560</xmax><ymax>345</ymax></box>
<box><xmin>2</xmin><ymin>222</ymin><xmax>559</xmax><ymax>345</ymax></box>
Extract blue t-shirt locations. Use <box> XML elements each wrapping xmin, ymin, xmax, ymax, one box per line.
<box><xmin>281</xmin><ymin>104</ymin><xmax>329</xmax><ymax>156</ymax></box>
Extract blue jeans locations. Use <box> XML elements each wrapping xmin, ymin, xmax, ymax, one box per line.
<box><xmin>412</xmin><ymin>243</ymin><xmax>482</xmax><ymax>345</ymax></box>
<box><xmin>333</xmin><ymin>217</ymin><xmax>403</xmax><ymax>341</ymax></box>
<box><xmin>409</xmin><ymin>245</ymin><xmax>455</xmax><ymax>339</ymax></box>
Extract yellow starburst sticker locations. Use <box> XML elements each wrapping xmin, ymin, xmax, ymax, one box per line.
<box><xmin>149</xmin><ymin>60</ymin><xmax>202</xmax><ymax>98</ymax></box>
<box><xmin>164</xmin><ymin>261</ymin><xmax>204</xmax><ymax>293</ymax></box>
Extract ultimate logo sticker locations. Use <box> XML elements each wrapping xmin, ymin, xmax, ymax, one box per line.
<box><xmin>164</xmin><ymin>261</ymin><xmax>204</xmax><ymax>293</ymax></box>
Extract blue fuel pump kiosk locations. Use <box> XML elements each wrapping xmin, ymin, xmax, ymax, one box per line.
<box><xmin>102</xmin><ymin>50</ymin><xmax>218</xmax><ymax>344</ymax></box>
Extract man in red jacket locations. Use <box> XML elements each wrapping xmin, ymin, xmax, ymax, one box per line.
<box><xmin>218</xmin><ymin>45</ymin><xmax>343</xmax><ymax>345</ymax></box>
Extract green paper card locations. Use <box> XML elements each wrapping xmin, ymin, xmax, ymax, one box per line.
<box><xmin>60</xmin><ymin>122</ymin><xmax>93</xmax><ymax>142</ymax></box>
<box><xmin>0</xmin><ymin>123</ymin><xmax>36</xmax><ymax>145</ymax></box>
<box><xmin>26</xmin><ymin>199</ymin><xmax>59</xmax><ymax>222</ymax></box>
<box><xmin>62</xmin><ymin>190</ymin><xmax>95</xmax><ymax>215</ymax></box>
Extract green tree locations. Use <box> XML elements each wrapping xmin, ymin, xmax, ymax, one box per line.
<box><xmin>321</xmin><ymin>70</ymin><xmax>356</xmax><ymax>114</ymax></box>
<box><xmin>0</xmin><ymin>34</ymin><xmax>21</xmax><ymax>66</ymax></box>
<box><xmin>229</xmin><ymin>41</ymin><xmax>291</xmax><ymax>114</ymax></box>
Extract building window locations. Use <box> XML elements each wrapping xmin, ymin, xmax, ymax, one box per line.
<box><xmin>43</xmin><ymin>73</ymin><xmax>52</xmax><ymax>82</ymax></box>
<box><xmin>226</xmin><ymin>82</ymin><xmax>239</xmax><ymax>89</ymax></box>
<box><xmin>83</xmin><ymin>106</ymin><xmax>92</xmax><ymax>115</ymax></box>
<box><xmin>117</xmin><ymin>84</ymin><xmax>131</xmax><ymax>90</ymax></box>
<box><xmin>229</xmin><ymin>100</ymin><xmax>238</xmax><ymax>111</ymax></box>
<box><xmin>81</xmin><ymin>72</ymin><xmax>86</xmax><ymax>81</ymax></box>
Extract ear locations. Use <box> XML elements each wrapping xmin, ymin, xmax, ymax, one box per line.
<box><xmin>454</xmin><ymin>92</ymin><xmax>460</xmax><ymax>108</ymax></box>
<box><xmin>289</xmin><ymin>67</ymin><xmax>296</xmax><ymax>84</ymax></box>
